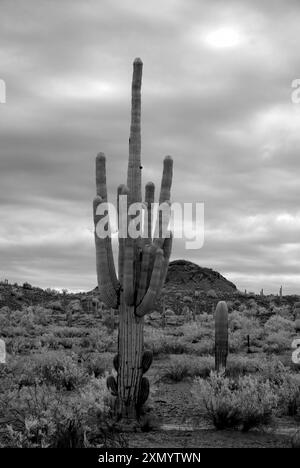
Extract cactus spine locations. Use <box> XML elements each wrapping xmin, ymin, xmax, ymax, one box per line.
<box><xmin>93</xmin><ymin>58</ymin><xmax>173</xmax><ymax>422</ymax></box>
<box><xmin>215</xmin><ymin>301</ymin><xmax>228</xmax><ymax>372</ymax></box>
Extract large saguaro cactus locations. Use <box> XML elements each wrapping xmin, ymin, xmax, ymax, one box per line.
<box><xmin>93</xmin><ymin>58</ymin><xmax>173</xmax><ymax>422</ymax></box>
<box><xmin>215</xmin><ymin>301</ymin><xmax>228</xmax><ymax>372</ymax></box>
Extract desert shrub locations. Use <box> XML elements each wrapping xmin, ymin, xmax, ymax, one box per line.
<box><xmin>144</xmin><ymin>321</ymin><xmax>215</xmax><ymax>356</ymax></box>
<box><xmin>50</xmin><ymin>326</ymin><xmax>87</xmax><ymax>339</ymax></box>
<box><xmin>0</xmin><ymin>378</ymin><xmax>120</xmax><ymax>448</ymax></box>
<box><xmin>235</xmin><ymin>375</ymin><xmax>278</xmax><ymax>431</ymax></box>
<box><xmin>226</xmin><ymin>356</ymin><xmax>262</xmax><ymax>378</ymax></box>
<box><xmin>159</xmin><ymin>338</ymin><xmax>189</xmax><ymax>355</ymax></box>
<box><xmin>272</xmin><ymin>305</ymin><xmax>293</xmax><ymax>320</ymax></box>
<box><xmin>83</xmin><ymin>354</ymin><xmax>106</xmax><ymax>377</ymax></box>
<box><xmin>58</xmin><ymin>338</ymin><xmax>74</xmax><ymax>349</ymax></box>
<box><xmin>41</xmin><ymin>333</ymin><xmax>60</xmax><ymax>350</ymax></box>
<box><xmin>291</xmin><ymin>430</ymin><xmax>300</xmax><ymax>448</ymax></box>
<box><xmin>6</xmin><ymin>336</ymin><xmax>35</xmax><ymax>355</ymax></box>
<box><xmin>79</xmin><ymin>376</ymin><xmax>110</xmax><ymax>413</ymax></box>
<box><xmin>259</xmin><ymin>359</ymin><xmax>300</xmax><ymax>415</ymax></box>
<box><xmin>180</xmin><ymin>318</ymin><xmax>214</xmax><ymax>342</ymax></box>
<box><xmin>4</xmin><ymin>325</ymin><xmax>30</xmax><ymax>338</ymax></box>
<box><xmin>162</xmin><ymin>355</ymin><xmax>192</xmax><ymax>381</ymax></box>
<box><xmin>192</xmin><ymin>372</ymin><xmax>278</xmax><ymax>431</ymax></box>
<box><xmin>207</xmin><ymin>289</ymin><xmax>217</xmax><ymax>298</ymax></box>
<box><xmin>87</xmin><ymin>329</ymin><xmax>117</xmax><ymax>353</ymax></box>
<box><xmin>9</xmin><ymin>309</ymin><xmax>24</xmax><ymax>325</ymax></box>
<box><xmin>277</xmin><ymin>375</ymin><xmax>300</xmax><ymax>416</ymax></box>
<box><xmin>102</xmin><ymin>314</ymin><xmax>116</xmax><ymax>332</ymax></box>
<box><xmin>187</xmin><ymin>339</ymin><xmax>214</xmax><ymax>355</ymax></box>
<box><xmin>245</xmin><ymin>299</ymin><xmax>258</xmax><ymax>316</ymax></box>
<box><xmin>161</xmin><ymin>355</ymin><xmax>264</xmax><ymax>382</ymax></box>
<box><xmin>228</xmin><ymin>312</ymin><xmax>264</xmax><ymax>352</ymax></box>
<box><xmin>19</xmin><ymin>309</ymin><xmax>35</xmax><ymax>330</ymax></box>
<box><xmin>228</xmin><ymin>330</ymin><xmax>263</xmax><ymax>353</ymax></box>
<box><xmin>228</xmin><ymin>330</ymin><xmax>244</xmax><ymax>352</ymax></box>
<box><xmin>229</xmin><ymin>311</ymin><xmax>262</xmax><ymax>337</ymax></box>
<box><xmin>0</xmin><ymin>313</ymin><xmax>9</xmax><ymax>330</ymax></box>
<box><xmin>193</xmin><ymin>356</ymin><xmax>215</xmax><ymax>377</ymax></box>
<box><xmin>257</xmin><ymin>305</ymin><xmax>269</xmax><ymax>316</ymax></box>
<box><xmin>161</xmin><ymin>355</ymin><xmax>214</xmax><ymax>381</ymax></box>
<box><xmin>193</xmin><ymin>373</ymin><xmax>240</xmax><ymax>429</ymax></box>
<box><xmin>263</xmin><ymin>331</ymin><xmax>292</xmax><ymax>353</ymax></box>
<box><xmin>36</xmin><ymin>353</ymin><xmax>87</xmax><ymax>390</ymax></box>
<box><xmin>144</xmin><ymin>328</ymin><xmax>189</xmax><ymax>355</ymax></box>
<box><xmin>264</xmin><ymin>315</ymin><xmax>294</xmax><ymax>334</ymax></box>
<box><xmin>229</xmin><ymin>311</ymin><xmax>255</xmax><ymax>331</ymax></box>
<box><xmin>33</xmin><ymin>306</ymin><xmax>50</xmax><ymax>326</ymax></box>
<box><xmin>13</xmin><ymin>352</ymin><xmax>88</xmax><ymax>391</ymax></box>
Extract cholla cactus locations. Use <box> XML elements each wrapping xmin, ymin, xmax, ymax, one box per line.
<box><xmin>93</xmin><ymin>58</ymin><xmax>173</xmax><ymax>421</ymax></box>
<box><xmin>215</xmin><ymin>301</ymin><xmax>228</xmax><ymax>372</ymax></box>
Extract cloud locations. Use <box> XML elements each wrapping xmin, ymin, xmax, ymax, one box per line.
<box><xmin>0</xmin><ymin>0</ymin><xmax>300</xmax><ymax>293</ymax></box>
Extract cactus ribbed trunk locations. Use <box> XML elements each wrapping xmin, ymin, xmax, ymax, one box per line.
<box><xmin>215</xmin><ymin>301</ymin><xmax>228</xmax><ymax>372</ymax></box>
<box><xmin>117</xmin><ymin>300</ymin><xmax>144</xmax><ymax>420</ymax></box>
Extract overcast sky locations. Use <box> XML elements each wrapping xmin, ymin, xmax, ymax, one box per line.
<box><xmin>1</xmin><ymin>0</ymin><xmax>300</xmax><ymax>293</ymax></box>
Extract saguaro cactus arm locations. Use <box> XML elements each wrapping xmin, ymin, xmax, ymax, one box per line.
<box><xmin>127</xmin><ymin>57</ymin><xmax>143</xmax><ymax>204</ymax></box>
<box><xmin>159</xmin><ymin>155</ymin><xmax>173</xmax><ymax>205</ymax></box>
<box><xmin>136</xmin><ymin>244</ymin><xmax>151</xmax><ymax>304</ymax></box>
<box><xmin>93</xmin><ymin>155</ymin><xmax>120</xmax><ymax>308</ymax></box>
<box><xmin>157</xmin><ymin>231</ymin><xmax>173</xmax><ymax>297</ymax></box>
<box><xmin>136</xmin><ymin>248</ymin><xmax>164</xmax><ymax>317</ymax></box>
<box><xmin>144</xmin><ymin>182</ymin><xmax>155</xmax><ymax>244</ymax></box>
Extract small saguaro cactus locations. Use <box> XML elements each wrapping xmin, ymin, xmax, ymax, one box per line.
<box><xmin>93</xmin><ymin>58</ymin><xmax>173</xmax><ymax>422</ymax></box>
<box><xmin>215</xmin><ymin>301</ymin><xmax>228</xmax><ymax>372</ymax></box>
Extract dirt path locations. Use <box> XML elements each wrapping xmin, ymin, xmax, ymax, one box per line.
<box><xmin>138</xmin><ymin>357</ymin><xmax>298</xmax><ymax>448</ymax></box>
<box><xmin>130</xmin><ymin>428</ymin><xmax>291</xmax><ymax>448</ymax></box>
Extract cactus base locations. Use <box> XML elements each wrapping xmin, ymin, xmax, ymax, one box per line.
<box><xmin>116</xmin><ymin>302</ymin><xmax>146</xmax><ymax>420</ymax></box>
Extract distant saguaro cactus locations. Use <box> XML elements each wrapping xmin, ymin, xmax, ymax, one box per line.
<box><xmin>215</xmin><ymin>301</ymin><xmax>228</xmax><ymax>372</ymax></box>
<box><xmin>294</xmin><ymin>302</ymin><xmax>300</xmax><ymax>332</ymax></box>
<box><xmin>66</xmin><ymin>307</ymin><xmax>72</xmax><ymax>327</ymax></box>
<box><xmin>93</xmin><ymin>58</ymin><xmax>173</xmax><ymax>422</ymax></box>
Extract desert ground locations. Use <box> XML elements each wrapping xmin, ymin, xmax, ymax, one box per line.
<box><xmin>0</xmin><ymin>260</ymin><xmax>299</xmax><ymax>448</ymax></box>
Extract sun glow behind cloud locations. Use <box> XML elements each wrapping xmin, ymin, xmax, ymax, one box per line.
<box><xmin>204</xmin><ymin>27</ymin><xmax>244</xmax><ymax>49</ymax></box>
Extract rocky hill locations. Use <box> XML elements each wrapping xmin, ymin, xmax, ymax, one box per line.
<box><xmin>165</xmin><ymin>259</ymin><xmax>237</xmax><ymax>295</ymax></box>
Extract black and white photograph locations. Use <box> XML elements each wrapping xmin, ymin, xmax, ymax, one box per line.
<box><xmin>0</xmin><ymin>0</ymin><xmax>300</xmax><ymax>455</ymax></box>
